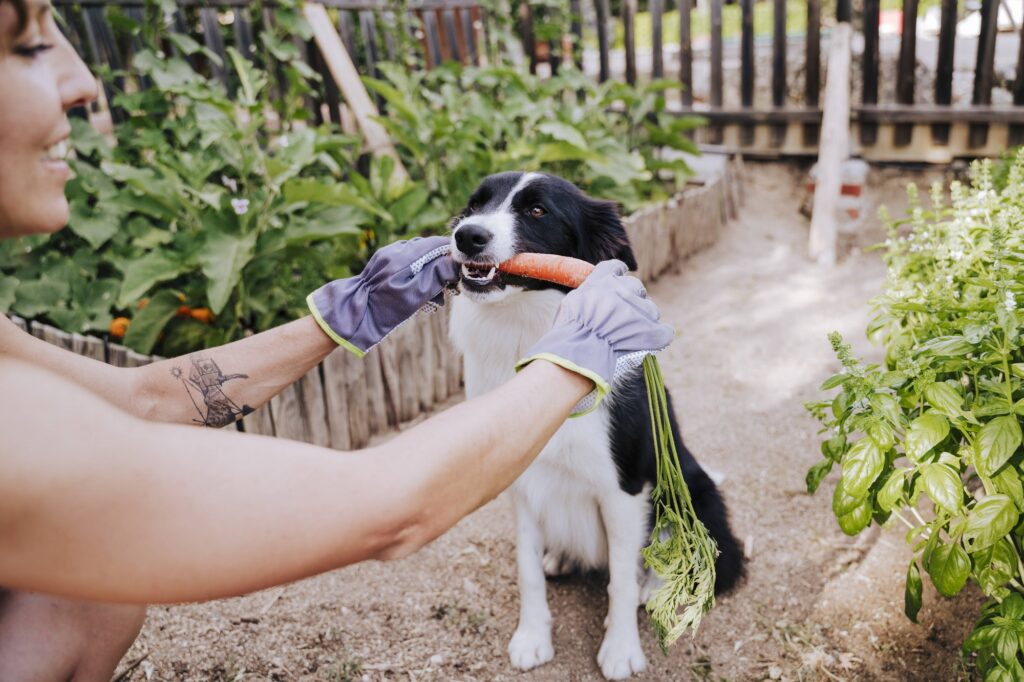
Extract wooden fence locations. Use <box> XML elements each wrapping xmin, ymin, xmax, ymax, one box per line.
<box><xmin>523</xmin><ymin>0</ymin><xmax>1024</xmax><ymax>161</ymax></box>
<box><xmin>15</xmin><ymin>157</ymin><xmax>742</xmax><ymax>449</ymax></box>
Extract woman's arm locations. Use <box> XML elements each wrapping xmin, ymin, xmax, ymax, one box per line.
<box><xmin>0</xmin><ymin>357</ymin><xmax>591</xmax><ymax>604</ymax></box>
<box><xmin>0</xmin><ymin>314</ymin><xmax>337</xmax><ymax>427</ymax></box>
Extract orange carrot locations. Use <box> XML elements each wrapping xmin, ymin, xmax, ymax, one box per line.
<box><xmin>498</xmin><ymin>253</ymin><xmax>596</xmax><ymax>289</ymax></box>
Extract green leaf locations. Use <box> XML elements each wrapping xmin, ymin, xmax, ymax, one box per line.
<box><xmin>867</xmin><ymin>419</ymin><xmax>895</xmax><ymax>450</ymax></box>
<box><xmin>975</xmin><ymin>540</ymin><xmax>1017</xmax><ymax>598</ymax></box>
<box><xmin>837</xmin><ymin>498</ymin><xmax>872</xmax><ymax>536</ymax></box>
<box><xmin>993</xmin><ymin>465</ymin><xmax>1024</xmax><ymax>510</ymax></box>
<box><xmin>870</xmin><ymin>393</ymin><xmax>904</xmax><ymax>427</ymax></box>
<box><xmin>917</xmin><ymin>335</ymin><xmax>973</xmax><ymax>357</ymax></box>
<box><xmin>282</xmin><ymin>207</ymin><xmax>363</xmax><ymax>245</ymax></box>
<box><xmin>806</xmin><ymin>459</ymin><xmax>833</xmax><ymax>494</ymax></box>
<box><xmin>976</xmin><ymin>416</ymin><xmax>1023</xmax><ymax>477</ymax></box>
<box><xmin>877</xmin><ymin>468</ymin><xmax>907</xmax><ymax>512</ymax></box>
<box><xmin>0</xmin><ymin>275</ymin><xmax>18</xmax><ymax>312</ymax></box>
<box><xmin>925</xmin><ymin>381</ymin><xmax>972</xmax><ymax>422</ymax></box>
<box><xmin>841</xmin><ymin>437</ymin><xmax>885</xmax><ymax>498</ymax></box>
<box><xmin>963</xmin><ymin>495</ymin><xmax>1019</xmax><ymax>552</ymax></box>
<box><xmin>832</xmin><ymin>480</ymin><xmax>867</xmax><ymax>516</ymax></box>
<box><xmin>537</xmin><ymin>120</ymin><xmax>588</xmax><ymax>149</ymax></box>
<box><xmin>905</xmin><ymin>411</ymin><xmax>950</xmax><ymax>461</ymax></box>
<box><xmin>198</xmin><ymin>230</ymin><xmax>258</xmax><ymax>314</ymax></box>
<box><xmin>992</xmin><ymin>625</ymin><xmax>1021</xmax><ymax>669</ymax></box>
<box><xmin>117</xmin><ymin>251</ymin><xmax>184</xmax><ymax>307</ymax></box>
<box><xmin>905</xmin><ymin>561</ymin><xmax>923</xmax><ymax>623</ymax></box>
<box><xmin>122</xmin><ymin>290</ymin><xmax>179</xmax><ymax>355</ymax></box>
<box><xmin>924</xmin><ymin>541</ymin><xmax>970</xmax><ymax>597</ymax></box>
<box><xmin>67</xmin><ymin>201</ymin><xmax>121</xmax><ymax>248</ymax></box>
<box><xmin>12</xmin><ymin>277</ymin><xmax>69</xmax><ymax>318</ymax></box>
<box><xmin>919</xmin><ymin>463</ymin><xmax>963</xmax><ymax>514</ymax></box>
<box><xmin>1002</xmin><ymin>594</ymin><xmax>1024</xmax><ymax>620</ymax></box>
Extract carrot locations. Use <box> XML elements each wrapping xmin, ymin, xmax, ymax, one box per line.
<box><xmin>498</xmin><ymin>253</ymin><xmax>596</xmax><ymax>289</ymax></box>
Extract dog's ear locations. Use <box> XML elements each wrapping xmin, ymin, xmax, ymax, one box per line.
<box><xmin>579</xmin><ymin>197</ymin><xmax>638</xmax><ymax>271</ymax></box>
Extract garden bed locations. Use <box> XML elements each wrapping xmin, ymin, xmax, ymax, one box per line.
<box><xmin>13</xmin><ymin>155</ymin><xmax>742</xmax><ymax>450</ymax></box>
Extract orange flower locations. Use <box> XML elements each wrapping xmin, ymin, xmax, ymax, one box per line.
<box><xmin>176</xmin><ymin>305</ymin><xmax>192</xmax><ymax>318</ymax></box>
<box><xmin>137</xmin><ymin>298</ymin><xmax>149</xmax><ymax>310</ymax></box>
<box><xmin>109</xmin><ymin>317</ymin><xmax>129</xmax><ymax>338</ymax></box>
<box><xmin>190</xmin><ymin>308</ymin><xmax>214</xmax><ymax>324</ymax></box>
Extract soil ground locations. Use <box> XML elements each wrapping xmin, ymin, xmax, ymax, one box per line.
<box><xmin>116</xmin><ymin>162</ymin><xmax>982</xmax><ymax>682</ymax></box>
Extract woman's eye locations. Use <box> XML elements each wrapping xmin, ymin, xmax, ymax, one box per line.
<box><xmin>14</xmin><ymin>43</ymin><xmax>53</xmax><ymax>58</ymax></box>
<box><xmin>529</xmin><ymin>206</ymin><xmax>546</xmax><ymax>218</ymax></box>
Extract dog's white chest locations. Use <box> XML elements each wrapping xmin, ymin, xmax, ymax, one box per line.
<box><xmin>450</xmin><ymin>292</ymin><xmax>623</xmax><ymax>568</ymax></box>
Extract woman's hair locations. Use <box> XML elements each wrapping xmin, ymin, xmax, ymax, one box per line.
<box><xmin>1</xmin><ymin>0</ymin><xmax>28</xmax><ymax>37</ymax></box>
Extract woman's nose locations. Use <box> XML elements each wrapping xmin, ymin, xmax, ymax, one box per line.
<box><xmin>57</xmin><ymin>34</ymin><xmax>97</xmax><ymax>112</ymax></box>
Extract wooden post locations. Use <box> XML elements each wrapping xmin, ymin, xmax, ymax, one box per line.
<box><xmin>808</xmin><ymin>6</ymin><xmax>852</xmax><ymax>265</ymax></box>
<box><xmin>679</xmin><ymin>0</ymin><xmax>693</xmax><ymax>106</ymax></box>
<box><xmin>304</xmin><ymin>3</ymin><xmax>409</xmax><ymax>185</ymax></box>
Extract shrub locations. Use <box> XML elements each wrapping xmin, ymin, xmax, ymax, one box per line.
<box><xmin>807</xmin><ymin>152</ymin><xmax>1024</xmax><ymax>677</ymax></box>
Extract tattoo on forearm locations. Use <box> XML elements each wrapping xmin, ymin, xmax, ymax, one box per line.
<box><xmin>171</xmin><ymin>355</ymin><xmax>255</xmax><ymax>427</ymax></box>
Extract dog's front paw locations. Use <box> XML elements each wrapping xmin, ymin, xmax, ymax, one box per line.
<box><xmin>508</xmin><ymin>625</ymin><xmax>554</xmax><ymax>671</ymax></box>
<box><xmin>597</xmin><ymin>630</ymin><xmax>647</xmax><ymax>680</ymax></box>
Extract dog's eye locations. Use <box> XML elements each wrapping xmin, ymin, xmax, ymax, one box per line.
<box><xmin>529</xmin><ymin>206</ymin><xmax>546</xmax><ymax>218</ymax></box>
<box><xmin>467</xmin><ymin>202</ymin><xmax>481</xmax><ymax>214</ymax></box>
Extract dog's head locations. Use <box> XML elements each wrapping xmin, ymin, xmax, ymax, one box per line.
<box><xmin>449</xmin><ymin>172</ymin><xmax>637</xmax><ymax>302</ymax></box>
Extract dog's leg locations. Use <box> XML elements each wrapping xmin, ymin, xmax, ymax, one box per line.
<box><xmin>596</xmin><ymin>491</ymin><xmax>648</xmax><ymax>680</ymax></box>
<box><xmin>508</xmin><ymin>496</ymin><xmax>554</xmax><ymax>671</ymax></box>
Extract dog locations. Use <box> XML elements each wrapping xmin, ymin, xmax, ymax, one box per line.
<box><xmin>447</xmin><ymin>171</ymin><xmax>743</xmax><ymax>680</ymax></box>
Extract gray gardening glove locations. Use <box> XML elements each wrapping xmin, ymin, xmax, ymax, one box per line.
<box><xmin>515</xmin><ymin>260</ymin><xmax>674</xmax><ymax>416</ymax></box>
<box><xmin>307</xmin><ymin>236</ymin><xmax>459</xmax><ymax>357</ymax></box>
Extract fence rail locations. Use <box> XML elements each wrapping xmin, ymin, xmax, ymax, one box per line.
<box><xmin>16</xmin><ymin>158</ymin><xmax>743</xmax><ymax>448</ymax></box>
<box><xmin>523</xmin><ymin>0</ymin><xmax>1024</xmax><ymax>161</ymax></box>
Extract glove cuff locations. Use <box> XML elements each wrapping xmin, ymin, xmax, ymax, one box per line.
<box><xmin>307</xmin><ymin>291</ymin><xmax>367</xmax><ymax>358</ymax></box>
<box><xmin>515</xmin><ymin>322</ymin><xmax>616</xmax><ymax>417</ymax></box>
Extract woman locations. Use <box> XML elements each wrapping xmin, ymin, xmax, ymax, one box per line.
<box><xmin>0</xmin><ymin>0</ymin><xmax>672</xmax><ymax>679</ymax></box>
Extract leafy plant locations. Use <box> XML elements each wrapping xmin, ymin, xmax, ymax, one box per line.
<box><xmin>806</xmin><ymin>152</ymin><xmax>1024</xmax><ymax>678</ymax></box>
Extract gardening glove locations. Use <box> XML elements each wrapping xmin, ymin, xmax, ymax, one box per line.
<box><xmin>515</xmin><ymin>260</ymin><xmax>674</xmax><ymax>416</ymax></box>
<box><xmin>307</xmin><ymin>236</ymin><xmax>459</xmax><ymax>357</ymax></box>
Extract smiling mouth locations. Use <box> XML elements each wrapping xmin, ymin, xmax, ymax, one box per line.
<box><xmin>460</xmin><ymin>262</ymin><xmax>501</xmax><ymax>288</ymax></box>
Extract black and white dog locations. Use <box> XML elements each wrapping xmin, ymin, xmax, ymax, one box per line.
<box><xmin>447</xmin><ymin>172</ymin><xmax>743</xmax><ymax>680</ymax></box>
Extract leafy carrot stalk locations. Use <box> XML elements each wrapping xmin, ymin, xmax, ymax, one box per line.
<box><xmin>497</xmin><ymin>253</ymin><xmax>596</xmax><ymax>288</ymax></box>
<box><xmin>502</xmin><ymin>252</ymin><xmax>718</xmax><ymax>651</ymax></box>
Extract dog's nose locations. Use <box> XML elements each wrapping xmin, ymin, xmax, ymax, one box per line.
<box><xmin>454</xmin><ymin>224</ymin><xmax>492</xmax><ymax>257</ymax></box>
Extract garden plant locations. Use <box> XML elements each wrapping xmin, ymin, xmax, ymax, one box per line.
<box><xmin>807</xmin><ymin>152</ymin><xmax>1024</xmax><ymax>678</ymax></box>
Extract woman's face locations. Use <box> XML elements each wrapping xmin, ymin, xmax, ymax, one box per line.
<box><xmin>0</xmin><ymin>0</ymin><xmax>96</xmax><ymax>238</ymax></box>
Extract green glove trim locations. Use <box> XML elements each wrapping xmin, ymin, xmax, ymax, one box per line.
<box><xmin>514</xmin><ymin>351</ymin><xmax>611</xmax><ymax>418</ymax></box>
<box><xmin>307</xmin><ymin>293</ymin><xmax>366</xmax><ymax>359</ymax></box>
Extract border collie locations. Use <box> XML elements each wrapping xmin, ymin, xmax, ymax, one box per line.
<box><xmin>447</xmin><ymin>172</ymin><xmax>743</xmax><ymax>680</ymax></box>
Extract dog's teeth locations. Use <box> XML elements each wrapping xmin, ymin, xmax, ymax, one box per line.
<box><xmin>486</xmin><ymin>267</ymin><xmax>496</xmax><ymax>279</ymax></box>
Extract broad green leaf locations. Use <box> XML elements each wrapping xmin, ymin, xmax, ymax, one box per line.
<box><xmin>964</xmin><ymin>624</ymin><xmax>996</xmax><ymax>652</ymax></box>
<box><xmin>877</xmin><ymin>468</ymin><xmax>907</xmax><ymax>512</ymax></box>
<box><xmin>806</xmin><ymin>459</ymin><xmax>833</xmax><ymax>494</ymax></box>
<box><xmin>117</xmin><ymin>251</ymin><xmax>183</xmax><ymax>307</ymax></box>
<box><xmin>536</xmin><ymin>142</ymin><xmax>600</xmax><ymax>163</ymax></box>
<box><xmin>841</xmin><ymin>438</ymin><xmax>885</xmax><ymax>497</ymax></box>
<box><xmin>198</xmin><ymin>230</ymin><xmax>258</xmax><ymax>315</ymax></box>
<box><xmin>122</xmin><ymin>290</ymin><xmax>179</xmax><ymax>355</ymax></box>
<box><xmin>837</xmin><ymin>498</ymin><xmax>872</xmax><ymax>536</ymax></box>
<box><xmin>67</xmin><ymin>201</ymin><xmax>121</xmax><ymax>248</ymax></box>
<box><xmin>992</xmin><ymin>625</ymin><xmax>1021</xmax><ymax>669</ymax></box>
<box><xmin>924</xmin><ymin>541</ymin><xmax>970</xmax><ymax>597</ymax></box>
<box><xmin>917</xmin><ymin>335</ymin><xmax>973</xmax><ymax>357</ymax></box>
<box><xmin>870</xmin><ymin>393</ymin><xmax>903</xmax><ymax>427</ymax></box>
<box><xmin>12</xmin><ymin>277</ymin><xmax>69</xmax><ymax>318</ymax></box>
<box><xmin>905</xmin><ymin>411</ymin><xmax>950</xmax><ymax>461</ymax></box>
<box><xmin>0</xmin><ymin>275</ymin><xmax>18</xmax><ymax>311</ymax></box>
<box><xmin>993</xmin><ymin>465</ymin><xmax>1024</xmax><ymax>511</ymax></box>
<box><xmin>925</xmin><ymin>381</ymin><xmax>971</xmax><ymax>422</ymax></box>
<box><xmin>388</xmin><ymin>186</ymin><xmax>430</xmax><ymax>228</ymax></box>
<box><xmin>919</xmin><ymin>463</ymin><xmax>963</xmax><ymax>514</ymax></box>
<box><xmin>867</xmin><ymin>419</ymin><xmax>895</xmax><ymax>450</ymax></box>
<box><xmin>975</xmin><ymin>540</ymin><xmax>1017</xmax><ymax>598</ymax></box>
<box><xmin>538</xmin><ymin>120</ymin><xmax>588</xmax><ymax>150</ymax></box>
<box><xmin>963</xmin><ymin>495</ymin><xmax>1019</xmax><ymax>552</ymax></box>
<box><xmin>283</xmin><ymin>207</ymin><xmax>363</xmax><ymax>245</ymax></box>
<box><xmin>832</xmin><ymin>480</ymin><xmax>867</xmax><ymax>516</ymax></box>
<box><xmin>905</xmin><ymin>561</ymin><xmax>923</xmax><ymax>623</ymax></box>
<box><xmin>976</xmin><ymin>416</ymin><xmax>1023</xmax><ymax>477</ymax></box>
<box><xmin>1002</xmin><ymin>594</ymin><xmax>1024</xmax><ymax>620</ymax></box>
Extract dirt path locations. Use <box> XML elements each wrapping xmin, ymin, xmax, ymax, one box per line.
<box><xmin>118</xmin><ymin>163</ymin><xmax>978</xmax><ymax>681</ymax></box>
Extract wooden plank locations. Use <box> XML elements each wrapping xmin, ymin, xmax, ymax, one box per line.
<box><xmin>932</xmin><ymin>0</ymin><xmax>957</xmax><ymax>144</ymax></box>
<box><xmin>860</xmin><ymin>0</ymin><xmax>880</xmax><ymax>146</ymax></box>
<box><xmin>460</xmin><ymin>8</ymin><xmax>478</xmax><ymax>65</ymax></box>
<box><xmin>382</xmin><ymin>10</ymin><xmax>399</xmax><ymax>61</ymax></box>
<box><xmin>310</xmin><ymin>41</ymin><xmax>342</xmax><ymax>125</ymax></box>
<box><xmin>269</xmin><ymin>368</ymin><xmax>330</xmax><ymax>446</ymax></box>
<box><xmin>442</xmin><ymin>8</ymin><xmax>463</xmax><ymax>64</ymax></box>
<box><xmin>855</xmin><ymin>104</ymin><xmax>1024</xmax><ymax>123</ymax></box>
<box><xmin>106</xmin><ymin>342</ymin><xmax>131</xmax><ymax>368</ymax></box>
<box><xmin>740</xmin><ymin>0</ymin><xmax>755</xmax><ymax>149</ymax></box>
<box><xmin>232</xmin><ymin>6</ymin><xmax>255</xmax><ymax>61</ymax></box>
<box><xmin>32</xmin><ymin>322</ymin><xmax>73</xmax><ymax>351</ymax></box>
<box><xmin>241</xmin><ymin>404</ymin><xmax>276</xmax><ymax>438</ymax></box>
<box><xmin>623</xmin><ymin>0</ymin><xmax>637</xmax><ymax>86</ymax></box>
<box><xmin>363</xmin><ymin>352</ymin><xmax>390</xmax><ymax>436</ymax></box>
<box><xmin>970</xmin><ymin>0</ymin><xmax>1000</xmax><ymax>148</ymax></box>
<box><xmin>1016</xmin><ymin>18</ymin><xmax>1024</xmax><ymax>105</ymax></box>
<box><xmin>808</xmin><ymin>22</ymin><xmax>852</xmax><ymax>266</ymax></box>
<box><xmin>519</xmin><ymin>2</ymin><xmax>536</xmax><ymax>74</ymax></box>
<box><xmin>82</xmin><ymin>6</ymin><xmax>125</xmax><ymax>123</ymax></box>
<box><xmin>679</xmin><ymin>0</ymin><xmax>693</xmax><ymax>106</ymax></box>
<box><xmin>358</xmin><ymin>11</ymin><xmax>382</xmax><ymax>80</ymax></box>
<box><xmin>651</xmin><ymin>0</ymin><xmax>664</xmax><ymax>79</ymax></box>
<box><xmin>70</xmin><ymin>332</ymin><xmax>107</xmax><ymax>362</ymax></box>
<box><xmin>337</xmin><ymin>9</ymin><xmax>358</xmax><ymax>59</ymax></box>
<box><xmin>770</xmin><ymin>0</ymin><xmax>787</xmax><ymax>147</ymax></box>
<box><xmin>421</xmin><ymin>9</ymin><xmax>443</xmax><ymax>67</ymax></box>
<box><xmin>321</xmin><ymin>349</ymin><xmax>357</xmax><ymax>450</ymax></box>
<box><xmin>199</xmin><ymin>7</ymin><xmax>229</xmax><ymax>89</ymax></box>
<box><xmin>305</xmin><ymin>3</ymin><xmax>409</xmax><ymax>185</ymax></box>
<box><xmin>894</xmin><ymin>0</ymin><xmax>919</xmax><ymax>147</ymax></box>
<box><xmin>595</xmin><ymin>0</ymin><xmax>611</xmax><ymax>82</ymax></box>
<box><xmin>804</xmin><ymin>0</ymin><xmax>821</xmax><ymax>146</ymax></box>
<box><xmin>710</xmin><ymin>0</ymin><xmax>724</xmax><ymax>107</ymax></box>
<box><xmin>569</xmin><ymin>0</ymin><xmax>583</xmax><ymax>69</ymax></box>
<box><xmin>674</xmin><ymin>106</ymin><xmax>822</xmax><ymax>124</ymax></box>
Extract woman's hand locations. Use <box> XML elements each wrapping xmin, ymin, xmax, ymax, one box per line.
<box><xmin>516</xmin><ymin>259</ymin><xmax>674</xmax><ymax>414</ymax></box>
<box><xmin>307</xmin><ymin>236</ymin><xmax>459</xmax><ymax>357</ymax></box>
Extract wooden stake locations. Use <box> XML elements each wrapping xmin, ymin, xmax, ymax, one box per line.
<box><xmin>303</xmin><ymin>2</ymin><xmax>409</xmax><ymax>185</ymax></box>
<box><xmin>808</xmin><ymin>21</ymin><xmax>852</xmax><ymax>265</ymax></box>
